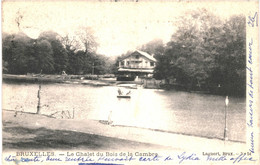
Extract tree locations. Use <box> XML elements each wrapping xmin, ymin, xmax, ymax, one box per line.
<box><xmin>211</xmin><ymin>15</ymin><xmax>246</xmax><ymax>95</ymax></box>
<box><xmin>139</xmin><ymin>39</ymin><xmax>165</xmax><ymax>59</ymax></box>
<box><xmin>169</xmin><ymin>8</ymin><xmax>223</xmax><ymax>89</ymax></box>
<box><xmin>154</xmin><ymin>8</ymin><xmax>246</xmax><ymax>95</ymax></box>
<box><xmin>3</xmin><ymin>32</ymin><xmax>57</xmax><ymax>74</ymax></box>
<box><xmin>154</xmin><ymin>42</ymin><xmax>189</xmax><ymax>84</ymax></box>
<box><xmin>61</xmin><ymin>34</ymin><xmax>81</xmax><ymax>53</ymax></box>
<box><xmin>38</xmin><ymin>31</ymin><xmax>68</xmax><ymax>73</ymax></box>
<box><xmin>34</xmin><ymin>39</ymin><xmax>55</xmax><ymax>73</ymax></box>
<box><xmin>91</xmin><ymin>54</ymin><xmax>115</xmax><ymax>75</ymax></box>
<box><xmin>61</xmin><ymin>27</ymin><xmax>99</xmax><ymax>75</ymax></box>
<box><xmin>76</xmin><ymin>27</ymin><xmax>98</xmax><ymax>54</ymax></box>
<box><xmin>2</xmin><ymin>32</ymin><xmax>33</xmax><ymax>74</ymax></box>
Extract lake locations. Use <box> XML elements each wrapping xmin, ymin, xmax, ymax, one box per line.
<box><xmin>2</xmin><ymin>82</ymin><xmax>246</xmax><ymax>142</ymax></box>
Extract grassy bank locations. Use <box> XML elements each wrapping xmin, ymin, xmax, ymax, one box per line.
<box><xmin>2</xmin><ymin>110</ymin><xmax>172</xmax><ymax>151</ymax></box>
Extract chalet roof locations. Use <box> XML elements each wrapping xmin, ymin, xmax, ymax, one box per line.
<box><xmin>121</xmin><ymin>50</ymin><xmax>156</xmax><ymax>62</ymax></box>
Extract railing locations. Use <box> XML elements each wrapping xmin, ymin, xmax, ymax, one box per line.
<box><xmin>119</xmin><ymin>66</ymin><xmax>155</xmax><ymax>69</ymax></box>
<box><xmin>49</xmin><ymin>109</ymin><xmax>74</xmax><ymax>119</ymax></box>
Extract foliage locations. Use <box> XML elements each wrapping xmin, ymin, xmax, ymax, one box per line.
<box><xmin>3</xmin><ymin>28</ymin><xmax>111</xmax><ymax>75</ymax></box>
<box><xmin>3</xmin><ymin>8</ymin><xmax>246</xmax><ymax>96</ymax></box>
<box><xmin>3</xmin><ymin>33</ymin><xmax>33</xmax><ymax>74</ymax></box>
<box><xmin>76</xmin><ymin>27</ymin><xmax>98</xmax><ymax>53</ymax></box>
<box><xmin>154</xmin><ymin>9</ymin><xmax>246</xmax><ymax>96</ymax></box>
<box><xmin>34</xmin><ymin>39</ymin><xmax>55</xmax><ymax>73</ymax></box>
<box><xmin>139</xmin><ymin>39</ymin><xmax>165</xmax><ymax>59</ymax></box>
<box><xmin>38</xmin><ymin>31</ymin><xmax>68</xmax><ymax>73</ymax></box>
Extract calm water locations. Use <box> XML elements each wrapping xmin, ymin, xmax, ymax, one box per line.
<box><xmin>2</xmin><ymin>82</ymin><xmax>246</xmax><ymax>142</ymax></box>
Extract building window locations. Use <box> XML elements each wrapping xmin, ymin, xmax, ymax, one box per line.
<box><xmin>136</xmin><ymin>55</ymin><xmax>139</xmax><ymax>59</ymax></box>
<box><xmin>127</xmin><ymin>61</ymin><xmax>130</xmax><ymax>65</ymax></box>
<box><xmin>121</xmin><ymin>61</ymin><xmax>125</xmax><ymax>66</ymax></box>
<box><xmin>150</xmin><ymin>62</ymin><xmax>154</xmax><ymax>66</ymax></box>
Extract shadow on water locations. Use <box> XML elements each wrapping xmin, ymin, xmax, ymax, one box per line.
<box><xmin>2</xmin><ymin>82</ymin><xmax>246</xmax><ymax>142</ymax></box>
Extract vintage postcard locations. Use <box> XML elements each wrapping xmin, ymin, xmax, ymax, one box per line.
<box><xmin>1</xmin><ymin>0</ymin><xmax>259</xmax><ymax>164</ymax></box>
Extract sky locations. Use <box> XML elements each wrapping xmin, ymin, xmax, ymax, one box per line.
<box><xmin>2</xmin><ymin>1</ymin><xmax>252</xmax><ymax>56</ymax></box>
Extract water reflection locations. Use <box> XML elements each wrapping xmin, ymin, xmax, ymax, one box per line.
<box><xmin>2</xmin><ymin>82</ymin><xmax>246</xmax><ymax>142</ymax></box>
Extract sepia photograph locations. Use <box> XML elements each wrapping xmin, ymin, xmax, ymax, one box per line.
<box><xmin>2</xmin><ymin>0</ymin><xmax>259</xmax><ymax>164</ymax></box>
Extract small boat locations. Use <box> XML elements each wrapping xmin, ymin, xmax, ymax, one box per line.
<box><xmin>117</xmin><ymin>95</ymin><xmax>131</xmax><ymax>98</ymax></box>
<box><xmin>117</xmin><ymin>88</ymin><xmax>131</xmax><ymax>98</ymax></box>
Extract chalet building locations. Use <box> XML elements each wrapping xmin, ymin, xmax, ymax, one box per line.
<box><xmin>117</xmin><ymin>50</ymin><xmax>156</xmax><ymax>81</ymax></box>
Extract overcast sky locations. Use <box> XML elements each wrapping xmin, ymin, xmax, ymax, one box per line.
<box><xmin>2</xmin><ymin>1</ymin><xmax>251</xmax><ymax>56</ymax></box>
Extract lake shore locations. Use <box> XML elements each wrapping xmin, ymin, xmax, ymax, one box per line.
<box><xmin>3</xmin><ymin>74</ymin><xmax>246</xmax><ymax>95</ymax></box>
<box><xmin>2</xmin><ymin>74</ymin><xmax>143</xmax><ymax>87</ymax></box>
<box><xmin>3</xmin><ymin>110</ymin><xmax>170</xmax><ymax>151</ymax></box>
<box><xmin>3</xmin><ymin>77</ymin><xmax>246</xmax><ymax>142</ymax></box>
<box><xmin>3</xmin><ymin>110</ymin><xmax>245</xmax><ymax>152</ymax></box>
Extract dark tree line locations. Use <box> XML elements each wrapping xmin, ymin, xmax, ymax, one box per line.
<box><xmin>3</xmin><ymin>8</ymin><xmax>246</xmax><ymax>96</ymax></box>
<box><xmin>141</xmin><ymin>9</ymin><xmax>246</xmax><ymax>96</ymax></box>
<box><xmin>3</xmin><ymin>30</ymin><xmax>114</xmax><ymax>75</ymax></box>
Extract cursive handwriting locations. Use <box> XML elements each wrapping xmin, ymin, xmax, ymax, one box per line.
<box><xmin>249</xmin><ymin>132</ymin><xmax>255</xmax><ymax>153</ymax></box>
<box><xmin>46</xmin><ymin>156</ymin><xmax>62</xmax><ymax>161</ymax></box>
<box><xmin>164</xmin><ymin>155</ymin><xmax>174</xmax><ymax>161</ymax></box>
<box><xmin>230</xmin><ymin>153</ymin><xmax>256</xmax><ymax>164</ymax></box>
<box><xmin>65</xmin><ymin>156</ymin><xmax>94</xmax><ymax>162</ymax></box>
<box><xmin>247</xmin><ymin>66</ymin><xmax>253</xmax><ymax>91</ymax></box>
<box><xmin>21</xmin><ymin>156</ymin><xmax>41</xmax><ymax>162</ymax></box>
<box><xmin>206</xmin><ymin>155</ymin><xmax>227</xmax><ymax>161</ymax></box>
<box><xmin>248</xmin><ymin>39</ymin><xmax>253</xmax><ymax>64</ymax></box>
<box><xmin>139</xmin><ymin>155</ymin><xmax>161</xmax><ymax>161</ymax></box>
<box><xmin>247</xmin><ymin>37</ymin><xmax>255</xmax><ymax>154</ymax></box>
<box><xmin>177</xmin><ymin>152</ymin><xmax>200</xmax><ymax>164</ymax></box>
<box><xmin>97</xmin><ymin>156</ymin><xmax>135</xmax><ymax>162</ymax></box>
<box><xmin>3</xmin><ymin>153</ymin><xmax>258</xmax><ymax>164</ymax></box>
<box><xmin>248</xmin><ymin>12</ymin><xmax>258</xmax><ymax>27</ymax></box>
<box><xmin>247</xmin><ymin>99</ymin><xmax>253</xmax><ymax>128</ymax></box>
<box><xmin>5</xmin><ymin>155</ymin><xmax>41</xmax><ymax>163</ymax></box>
<box><xmin>5</xmin><ymin>155</ymin><xmax>16</xmax><ymax>162</ymax></box>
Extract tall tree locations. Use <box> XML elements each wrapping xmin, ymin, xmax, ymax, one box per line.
<box><xmin>212</xmin><ymin>15</ymin><xmax>246</xmax><ymax>95</ymax></box>
<box><xmin>61</xmin><ymin>34</ymin><xmax>80</xmax><ymax>53</ymax></box>
<box><xmin>2</xmin><ymin>32</ymin><xmax>33</xmax><ymax>74</ymax></box>
<box><xmin>76</xmin><ymin>27</ymin><xmax>98</xmax><ymax>54</ymax></box>
<box><xmin>34</xmin><ymin>39</ymin><xmax>55</xmax><ymax>73</ymax></box>
<box><xmin>169</xmin><ymin>8</ymin><xmax>223</xmax><ymax>88</ymax></box>
<box><xmin>38</xmin><ymin>31</ymin><xmax>68</xmax><ymax>73</ymax></box>
<box><xmin>139</xmin><ymin>39</ymin><xmax>165</xmax><ymax>59</ymax></box>
<box><xmin>61</xmin><ymin>27</ymin><xmax>99</xmax><ymax>74</ymax></box>
<box><xmin>154</xmin><ymin>8</ymin><xmax>246</xmax><ymax>95</ymax></box>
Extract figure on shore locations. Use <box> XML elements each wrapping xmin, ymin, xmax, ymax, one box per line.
<box><xmin>62</xmin><ymin>70</ymin><xmax>67</xmax><ymax>75</ymax></box>
<box><xmin>108</xmin><ymin>110</ymin><xmax>113</xmax><ymax>125</ymax></box>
